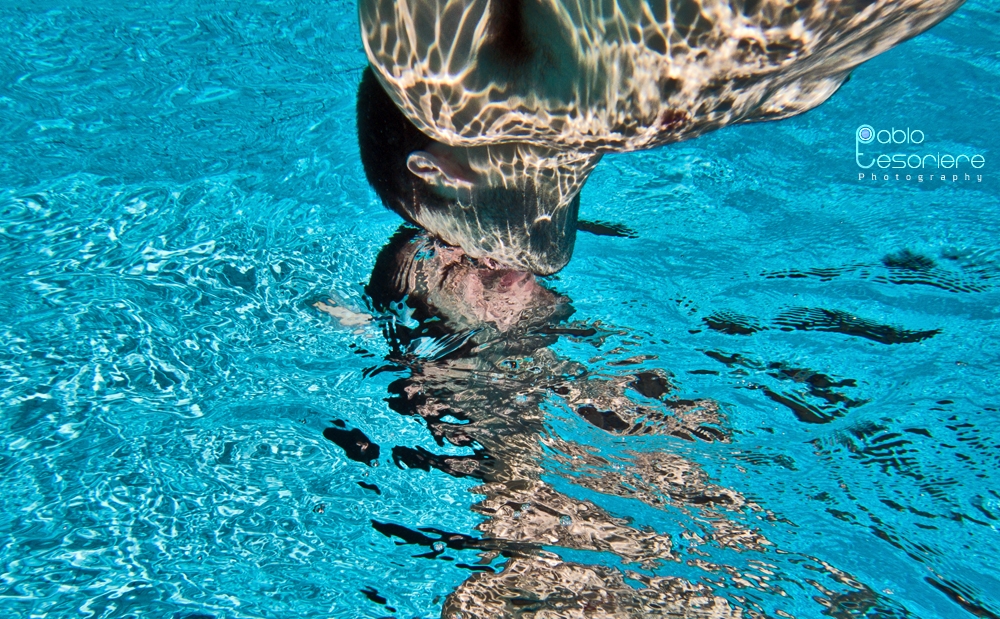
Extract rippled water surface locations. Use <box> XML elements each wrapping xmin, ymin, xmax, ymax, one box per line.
<box><xmin>2</xmin><ymin>1</ymin><xmax>999</xmax><ymax>618</ymax></box>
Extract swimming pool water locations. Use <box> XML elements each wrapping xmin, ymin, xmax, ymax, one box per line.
<box><xmin>1</xmin><ymin>1</ymin><xmax>998</xmax><ymax>617</ymax></box>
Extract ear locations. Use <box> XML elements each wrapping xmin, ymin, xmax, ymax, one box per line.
<box><xmin>407</xmin><ymin>151</ymin><xmax>474</xmax><ymax>190</ymax></box>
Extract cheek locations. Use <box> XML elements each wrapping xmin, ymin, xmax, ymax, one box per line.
<box><xmin>458</xmin><ymin>272</ymin><xmax>485</xmax><ymax>304</ymax></box>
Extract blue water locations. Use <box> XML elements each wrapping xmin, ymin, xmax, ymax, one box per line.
<box><xmin>1</xmin><ymin>1</ymin><xmax>998</xmax><ymax>618</ymax></box>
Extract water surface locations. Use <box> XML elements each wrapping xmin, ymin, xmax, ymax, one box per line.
<box><xmin>1</xmin><ymin>1</ymin><xmax>998</xmax><ymax>617</ymax></box>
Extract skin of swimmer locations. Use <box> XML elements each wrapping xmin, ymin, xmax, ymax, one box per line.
<box><xmin>406</xmin><ymin>141</ymin><xmax>601</xmax><ymax>275</ymax></box>
<box><xmin>359</xmin><ymin>0</ymin><xmax>964</xmax><ymax>273</ymax></box>
<box><xmin>355</xmin><ymin>64</ymin><xmax>603</xmax><ymax>275</ymax></box>
<box><xmin>388</xmin><ymin>231</ymin><xmax>569</xmax><ymax>334</ymax></box>
<box><xmin>351</xmin><ymin>228</ymin><xmax>892</xmax><ymax>618</ymax></box>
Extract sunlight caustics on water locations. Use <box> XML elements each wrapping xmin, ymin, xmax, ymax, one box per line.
<box><xmin>1</xmin><ymin>1</ymin><xmax>998</xmax><ymax>618</ymax></box>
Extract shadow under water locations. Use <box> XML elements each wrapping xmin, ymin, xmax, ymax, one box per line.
<box><xmin>316</xmin><ymin>226</ymin><xmax>915</xmax><ymax>619</ymax></box>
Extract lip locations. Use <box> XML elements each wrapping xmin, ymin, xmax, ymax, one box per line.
<box><xmin>483</xmin><ymin>268</ymin><xmax>534</xmax><ymax>291</ymax></box>
<box><xmin>499</xmin><ymin>271</ymin><xmax>530</xmax><ymax>288</ymax></box>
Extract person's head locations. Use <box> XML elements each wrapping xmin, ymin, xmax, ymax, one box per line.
<box><xmin>366</xmin><ymin>226</ymin><xmax>571</xmax><ymax>337</ymax></box>
<box><xmin>356</xmin><ymin>66</ymin><xmax>601</xmax><ymax>275</ymax></box>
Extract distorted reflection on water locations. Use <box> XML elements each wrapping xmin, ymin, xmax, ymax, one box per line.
<box><xmin>1</xmin><ymin>1</ymin><xmax>998</xmax><ymax>618</ymax></box>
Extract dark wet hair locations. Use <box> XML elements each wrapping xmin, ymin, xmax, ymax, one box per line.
<box><xmin>364</xmin><ymin>225</ymin><xmax>455</xmax><ymax>357</ymax></box>
<box><xmin>356</xmin><ymin>66</ymin><xmax>447</xmax><ymax>223</ymax></box>
<box><xmin>364</xmin><ymin>224</ymin><xmax>423</xmax><ymax>314</ymax></box>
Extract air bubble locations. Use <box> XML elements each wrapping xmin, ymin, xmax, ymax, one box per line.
<box><xmin>432</xmin><ymin>541</ymin><xmax>445</xmax><ymax>552</ymax></box>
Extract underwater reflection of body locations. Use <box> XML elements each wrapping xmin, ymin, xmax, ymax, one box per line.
<box><xmin>314</xmin><ymin>226</ymin><xmax>915</xmax><ymax>618</ymax></box>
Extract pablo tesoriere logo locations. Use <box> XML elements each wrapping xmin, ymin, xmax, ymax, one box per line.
<box><xmin>856</xmin><ymin>124</ymin><xmax>985</xmax><ymax>183</ymax></box>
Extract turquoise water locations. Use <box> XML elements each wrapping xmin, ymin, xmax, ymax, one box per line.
<box><xmin>1</xmin><ymin>1</ymin><xmax>998</xmax><ymax>618</ymax></box>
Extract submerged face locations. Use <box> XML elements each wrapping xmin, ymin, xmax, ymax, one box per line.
<box><xmin>404</xmin><ymin>141</ymin><xmax>602</xmax><ymax>275</ymax></box>
<box><xmin>382</xmin><ymin>231</ymin><xmax>569</xmax><ymax>333</ymax></box>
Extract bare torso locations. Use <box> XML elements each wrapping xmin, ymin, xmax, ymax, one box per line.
<box><xmin>361</xmin><ymin>0</ymin><xmax>964</xmax><ymax>152</ymax></box>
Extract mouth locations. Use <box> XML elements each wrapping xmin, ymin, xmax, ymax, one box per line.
<box><xmin>498</xmin><ymin>270</ymin><xmax>531</xmax><ymax>288</ymax></box>
<box><xmin>400</xmin><ymin>234</ymin><xmax>567</xmax><ymax>329</ymax></box>
<box><xmin>468</xmin><ymin>262</ymin><xmax>535</xmax><ymax>292</ymax></box>
<box><xmin>438</xmin><ymin>244</ymin><xmax>535</xmax><ymax>289</ymax></box>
